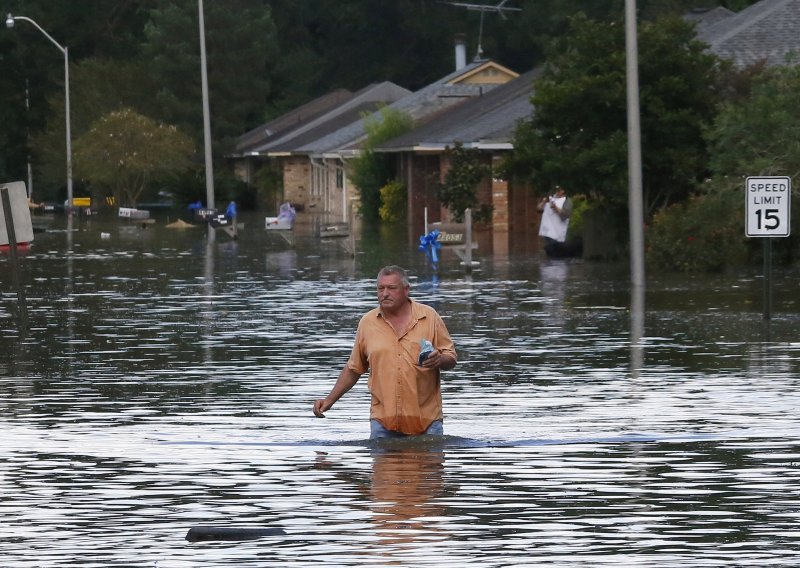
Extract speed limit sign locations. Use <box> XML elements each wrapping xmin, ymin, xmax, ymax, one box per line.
<box><xmin>746</xmin><ymin>176</ymin><xmax>791</xmax><ymax>237</ymax></box>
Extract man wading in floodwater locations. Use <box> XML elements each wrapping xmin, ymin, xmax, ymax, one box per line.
<box><xmin>313</xmin><ymin>265</ymin><xmax>457</xmax><ymax>439</ymax></box>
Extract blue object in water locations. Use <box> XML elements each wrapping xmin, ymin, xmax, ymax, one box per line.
<box><xmin>225</xmin><ymin>201</ymin><xmax>237</xmax><ymax>219</ymax></box>
<box><xmin>418</xmin><ymin>230</ymin><xmax>442</xmax><ymax>265</ymax></box>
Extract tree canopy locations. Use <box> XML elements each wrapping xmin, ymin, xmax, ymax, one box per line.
<box><xmin>645</xmin><ymin>61</ymin><xmax>800</xmax><ymax>272</ymax></box>
<box><xmin>438</xmin><ymin>143</ymin><xmax>492</xmax><ymax>223</ymax></box>
<box><xmin>350</xmin><ymin>106</ymin><xmax>413</xmax><ymax>222</ymax></box>
<box><xmin>74</xmin><ymin>108</ymin><xmax>195</xmax><ymax>207</ymax></box>
<box><xmin>142</xmin><ymin>0</ymin><xmax>278</xmax><ymax>155</ymax></box>
<box><xmin>509</xmin><ymin>14</ymin><xmax>722</xmax><ymax>221</ymax></box>
<box><xmin>707</xmin><ymin>64</ymin><xmax>800</xmax><ymax>179</ymax></box>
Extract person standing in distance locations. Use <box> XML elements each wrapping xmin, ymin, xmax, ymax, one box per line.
<box><xmin>313</xmin><ymin>265</ymin><xmax>457</xmax><ymax>439</ymax></box>
<box><xmin>538</xmin><ymin>185</ymin><xmax>574</xmax><ymax>257</ymax></box>
<box><xmin>537</xmin><ymin>185</ymin><xmax>572</xmax><ymax>245</ymax></box>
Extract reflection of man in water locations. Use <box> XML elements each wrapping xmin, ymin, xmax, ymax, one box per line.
<box><xmin>370</xmin><ymin>446</ymin><xmax>446</xmax><ymax>543</ymax></box>
<box><xmin>314</xmin><ymin>446</ymin><xmax>448</xmax><ymax>547</ymax></box>
<box><xmin>313</xmin><ymin>265</ymin><xmax>457</xmax><ymax>439</ymax></box>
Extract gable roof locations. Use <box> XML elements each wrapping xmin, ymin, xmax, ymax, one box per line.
<box><xmin>233</xmin><ymin>89</ymin><xmax>353</xmax><ymax>156</ymax></box>
<box><xmin>246</xmin><ymin>81</ymin><xmax>411</xmax><ymax>156</ymax></box>
<box><xmin>373</xmin><ymin>67</ymin><xmax>540</xmax><ymax>153</ymax></box>
<box><xmin>685</xmin><ymin>6</ymin><xmax>735</xmax><ymax>32</ymax></box>
<box><xmin>300</xmin><ymin>60</ymin><xmax>519</xmax><ymax>158</ymax></box>
<box><xmin>695</xmin><ymin>0</ymin><xmax>800</xmax><ymax>68</ymax></box>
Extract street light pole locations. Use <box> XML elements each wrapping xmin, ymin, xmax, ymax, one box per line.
<box><xmin>624</xmin><ymin>0</ymin><xmax>645</xmax><ymax>289</ymax></box>
<box><xmin>198</xmin><ymin>0</ymin><xmax>215</xmax><ymax>211</ymax></box>
<box><xmin>6</xmin><ymin>13</ymin><xmax>73</xmax><ymax>214</ymax></box>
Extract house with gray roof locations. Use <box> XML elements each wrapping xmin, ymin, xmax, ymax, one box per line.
<box><xmin>372</xmin><ymin>68</ymin><xmax>541</xmax><ymax>254</ymax></box>
<box><xmin>292</xmin><ymin>60</ymin><xmax>518</xmax><ymax>221</ymax></box>
<box><xmin>376</xmin><ymin>67</ymin><xmax>540</xmax><ymax>154</ymax></box>
<box><xmin>684</xmin><ymin>6</ymin><xmax>735</xmax><ymax>32</ymax></box>
<box><xmin>232</xmin><ymin>81</ymin><xmax>410</xmax><ymax>211</ymax></box>
<box><xmin>694</xmin><ymin>0</ymin><xmax>800</xmax><ymax>68</ymax></box>
<box><xmin>232</xmin><ymin>56</ymin><xmax>519</xmax><ymax>220</ymax></box>
<box><xmin>231</xmin><ymin>88</ymin><xmax>355</xmax><ymax>185</ymax></box>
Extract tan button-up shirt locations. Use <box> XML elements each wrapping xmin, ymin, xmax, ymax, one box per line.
<box><xmin>347</xmin><ymin>300</ymin><xmax>457</xmax><ymax>435</ymax></box>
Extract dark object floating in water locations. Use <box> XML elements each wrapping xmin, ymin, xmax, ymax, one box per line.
<box><xmin>185</xmin><ymin>526</ymin><xmax>286</xmax><ymax>542</ymax></box>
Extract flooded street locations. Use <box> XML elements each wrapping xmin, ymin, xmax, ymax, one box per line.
<box><xmin>1</xmin><ymin>211</ymin><xmax>800</xmax><ymax>567</ymax></box>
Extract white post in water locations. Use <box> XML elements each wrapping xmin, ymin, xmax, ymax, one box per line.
<box><xmin>464</xmin><ymin>208</ymin><xmax>473</xmax><ymax>270</ymax></box>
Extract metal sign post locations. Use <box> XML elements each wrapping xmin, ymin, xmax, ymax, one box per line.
<box><xmin>745</xmin><ymin>176</ymin><xmax>792</xmax><ymax>320</ymax></box>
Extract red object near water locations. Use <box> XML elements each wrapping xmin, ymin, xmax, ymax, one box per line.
<box><xmin>0</xmin><ymin>242</ymin><xmax>31</xmax><ymax>255</ymax></box>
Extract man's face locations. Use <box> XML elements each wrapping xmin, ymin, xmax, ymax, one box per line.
<box><xmin>377</xmin><ymin>273</ymin><xmax>409</xmax><ymax>312</ymax></box>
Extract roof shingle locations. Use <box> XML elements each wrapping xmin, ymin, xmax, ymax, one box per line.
<box><xmin>374</xmin><ymin>67</ymin><xmax>541</xmax><ymax>152</ymax></box>
<box><xmin>696</xmin><ymin>0</ymin><xmax>800</xmax><ymax>68</ymax></box>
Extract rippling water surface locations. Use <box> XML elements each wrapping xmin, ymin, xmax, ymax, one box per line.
<box><xmin>1</xmin><ymin>212</ymin><xmax>800</xmax><ymax>566</ymax></box>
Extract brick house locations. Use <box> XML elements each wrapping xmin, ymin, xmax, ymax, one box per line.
<box><xmin>230</xmin><ymin>82</ymin><xmax>410</xmax><ymax>212</ymax></box>
<box><xmin>231</xmin><ymin>58</ymin><xmax>517</xmax><ymax>222</ymax></box>
<box><xmin>296</xmin><ymin>59</ymin><xmax>518</xmax><ymax>223</ymax></box>
<box><xmin>373</xmin><ymin>68</ymin><xmax>541</xmax><ymax>255</ymax></box>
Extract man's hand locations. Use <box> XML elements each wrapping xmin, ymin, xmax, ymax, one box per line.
<box><xmin>313</xmin><ymin>399</ymin><xmax>331</xmax><ymax>418</ymax></box>
<box><xmin>421</xmin><ymin>349</ymin><xmax>456</xmax><ymax>371</ymax></box>
<box><xmin>312</xmin><ymin>368</ymin><xmax>361</xmax><ymax>419</ymax></box>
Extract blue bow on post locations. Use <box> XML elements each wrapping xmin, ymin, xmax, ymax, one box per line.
<box><xmin>418</xmin><ymin>230</ymin><xmax>442</xmax><ymax>266</ymax></box>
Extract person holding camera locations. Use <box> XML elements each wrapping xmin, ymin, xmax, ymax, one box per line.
<box><xmin>538</xmin><ymin>185</ymin><xmax>573</xmax><ymax>252</ymax></box>
<box><xmin>313</xmin><ymin>265</ymin><xmax>457</xmax><ymax>439</ymax></box>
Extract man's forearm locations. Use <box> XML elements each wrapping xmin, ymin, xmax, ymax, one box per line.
<box><xmin>325</xmin><ymin>367</ymin><xmax>360</xmax><ymax>406</ymax></box>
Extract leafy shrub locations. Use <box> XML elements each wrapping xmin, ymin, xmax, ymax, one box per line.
<box><xmin>378</xmin><ymin>179</ymin><xmax>407</xmax><ymax>223</ymax></box>
<box><xmin>646</xmin><ymin>188</ymin><xmax>748</xmax><ymax>272</ymax></box>
<box><xmin>566</xmin><ymin>194</ymin><xmax>589</xmax><ymax>240</ymax></box>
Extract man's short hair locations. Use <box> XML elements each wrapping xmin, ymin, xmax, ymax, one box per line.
<box><xmin>377</xmin><ymin>265</ymin><xmax>410</xmax><ymax>287</ymax></box>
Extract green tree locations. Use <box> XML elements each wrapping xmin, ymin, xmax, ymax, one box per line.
<box><xmin>1</xmin><ymin>1</ymin><xmax>160</xmax><ymax>199</ymax></box>
<box><xmin>509</xmin><ymin>14</ymin><xmax>721</xmax><ymax>222</ymax></box>
<box><xmin>73</xmin><ymin>108</ymin><xmax>195</xmax><ymax>207</ymax></box>
<box><xmin>438</xmin><ymin>142</ymin><xmax>491</xmax><ymax>223</ymax></box>
<box><xmin>708</xmin><ymin>64</ymin><xmax>800</xmax><ymax>177</ymax></box>
<box><xmin>705</xmin><ymin>63</ymin><xmax>800</xmax><ymax>264</ymax></box>
<box><xmin>647</xmin><ymin>63</ymin><xmax>800</xmax><ymax>271</ymax></box>
<box><xmin>141</xmin><ymin>0</ymin><xmax>278</xmax><ymax>156</ymax></box>
<box><xmin>32</xmin><ymin>58</ymin><xmax>162</xmax><ymax>198</ymax></box>
<box><xmin>350</xmin><ymin>106</ymin><xmax>413</xmax><ymax>222</ymax></box>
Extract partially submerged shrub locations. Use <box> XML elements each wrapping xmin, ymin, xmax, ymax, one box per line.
<box><xmin>379</xmin><ymin>179</ymin><xmax>406</xmax><ymax>223</ymax></box>
<box><xmin>646</xmin><ymin>189</ymin><xmax>748</xmax><ymax>272</ymax></box>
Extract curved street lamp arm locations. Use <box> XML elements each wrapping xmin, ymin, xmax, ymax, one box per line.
<box><xmin>6</xmin><ymin>14</ymin><xmax>67</xmax><ymax>55</ymax></box>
